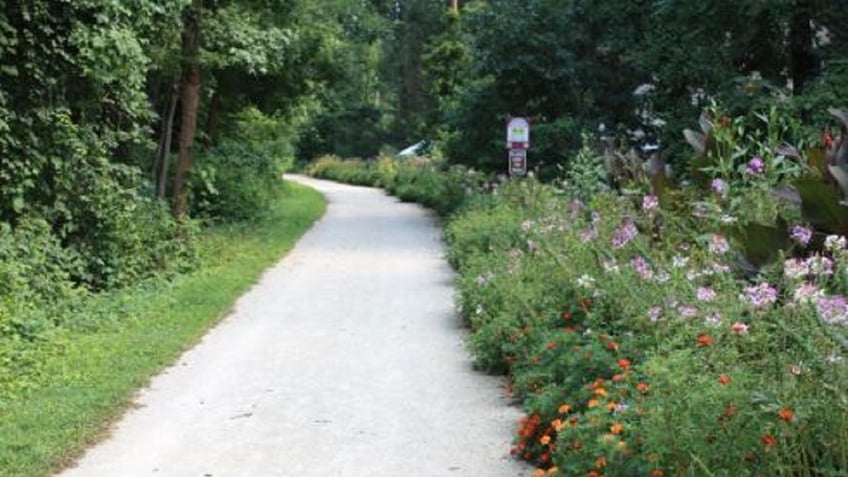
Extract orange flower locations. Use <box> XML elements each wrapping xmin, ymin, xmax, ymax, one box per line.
<box><xmin>617</xmin><ymin>358</ymin><xmax>631</xmax><ymax>370</ymax></box>
<box><xmin>588</xmin><ymin>399</ymin><xmax>600</xmax><ymax>408</ymax></box>
<box><xmin>610</xmin><ymin>422</ymin><xmax>624</xmax><ymax>434</ymax></box>
<box><xmin>594</xmin><ymin>387</ymin><xmax>608</xmax><ymax>397</ymax></box>
<box><xmin>778</xmin><ymin>407</ymin><xmax>794</xmax><ymax>422</ymax></box>
<box><xmin>540</xmin><ymin>435</ymin><xmax>551</xmax><ymax>445</ymax></box>
<box><xmin>762</xmin><ymin>434</ymin><xmax>777</xmax><ymax>447</ymax></box>
<box><xmin>636</xmin><ymin>382</ymin><xmax>650</xmax><ymax>393</ymax></box>
<box><xmin>651</xmin><ymin>470</ymin><xmax>664</xmax><ymax>477</ymax></box>
<box><xmin>718</xmin><ymin>374</ymin><xmax>731</xmax><ymax>385</ymax></box>
<box><xmin>595</xmin><ymin>456</ymin><xmax>607</xmax><ymax>468</ymax></box>
<box><xmin>547</xmin><ymin>467</ymin><xmax>559</xmax><ymax>476</ymax></box>
<box><xmin>534</xmin><ymin>469</ymin><xmax>546</xmax><ymax>477</ymax></box>
<box><xmin>552</xmin><ymin>418</ymin><xmax>565</xmax><ymax>432</ymax></box>
<box><xmin>612</xmin><ymin>373</ymin><xmax>625</xmax><ymax>382</ymax></box>
<box><xmin>558</xmin><ymin>404</ymin><xmax>572</xmax><ymax>414</ymax></box>
<box><xmin>586</xmin><ymin>471</ymin><xmax>600</xmax><ymax>477</ymax></box>
<box><xmin>606</xmin><ymin>401</ymin><xmax>618</xmax><ymax>411</ymax></box>
<box><xmin>697</xmin><ymin>334</ymin><xmax>713</xmax><ymax>346</ymax></box>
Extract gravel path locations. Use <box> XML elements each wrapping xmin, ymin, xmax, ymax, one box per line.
<box><xmin>59</xmin><ymin>175</ymin><xmax>529</xmax><ymax>477</ymax></box>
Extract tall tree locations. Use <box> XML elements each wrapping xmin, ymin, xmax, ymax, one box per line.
<box><xmin>172</xmin><ymin>0</ymin><xmax>203</xmax><ymax>219</ymax></box>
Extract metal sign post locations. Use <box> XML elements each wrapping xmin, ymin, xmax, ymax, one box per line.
<box><xmin>506</xmin><ymin>117</ymin><xmax>529</xmax><ymax>176</ymax></box>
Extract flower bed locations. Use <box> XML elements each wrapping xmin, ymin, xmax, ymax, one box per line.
<box><xmin>306</xmin><ymin>128</ymin><xmax>847</xmax><ymax>476</ymax></box>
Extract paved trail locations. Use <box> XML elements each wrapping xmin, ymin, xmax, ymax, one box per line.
<box><xmin>59</xmin><ymin>175</ymin><xmax>529</xmax><ymax>477</ymax></box>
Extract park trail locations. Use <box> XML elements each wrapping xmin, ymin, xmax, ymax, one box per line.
<box><xmin>58</xmin><ymin>175</ymin><xmax>530</xmax><ymax>477</ymax></box>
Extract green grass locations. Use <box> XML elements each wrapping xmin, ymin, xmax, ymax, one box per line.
<box><xmin>0</xmin><ymin>181</ymin><xmax>325</xmax><ymax>477</ymax></box>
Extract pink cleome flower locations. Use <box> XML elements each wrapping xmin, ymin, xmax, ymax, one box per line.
<box><xmin>743</xmin><ymin>282</ymin><xmax>778</xmax><ymax>308</ymax></box>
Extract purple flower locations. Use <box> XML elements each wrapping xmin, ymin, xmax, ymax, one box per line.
<box><xmin>580</xmin><ymin>225</ymin><xmax>598</xmax><ymax>243</ymax></box>
<box><xmin>642</xmin><ymin>195</ymin><xmax>659</xmax><ymax>212</ymax></box>
<box><xmin>790</xmin><ymin>225</ymin><xmax>812</xmax><ymax>246</ymax></box>
<box><xmin>815</xmin><ymin>295</ymin><xmax>848</xmax><ymax>327</ymax></box>
<box><xmin>743</xmin><ymin>282</ymin><xmax>778</xmax><ymax>308</ymax></box>
<box><xmin>711</xmin><ymin>178</ymin><xmax>728</xmax><ymax>197</ymax></box>
<box><xmin>612</xmin><ymin>219</ymin><xmax>638</xmax><ymax>248</ymax></box>
<box><xmin>696</xmin><ymin>287</ymin><xmax>716</xmax><ymax>302</ymax></box>
<box><xmin>631</xmin><ymin>256</ymin><xmax>654</xmax><ymax>279</ymax></box>
<box><xmin>747</xmin><ymin>156</ymin><xmax>765</xmax><ymax>174</ymax></box>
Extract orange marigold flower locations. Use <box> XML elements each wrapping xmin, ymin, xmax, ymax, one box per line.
<box><xmin>762</xmin><ymin>434</ymin><xmax>777</xmax><ymax>447</ymax></box>
<box><xmin>617</xmin><ymin>358</ymin><xmax>631</xmax><ymax>370</ymax></box>
<box><xmin>594</xmin><ymin>387</ymin><xmax>608</xmax><ymax>397</ymax></box>
<box><xmin>778</xmin><ymin>407</ymin><xmax>794</xmax><ymax>422</ymax></box>
<box><xmin>595</xmin><ymin>455</ymin><xmax>607</xmax><ymax>468</ymax></box>
<box><xmin>606</xmin><ymin>401</ymin><xmax>618</xmax><ymax>411</ymax></box>
<box><xmin>718</xmin><ymin>374</ymin><xmax>731</xmax><ymax>385</ymax></box>
<box><xmin>534</xmin><ymin>469</ymin><xmax>547</xmax><ymax>477</ymax></box>
<box><xmin>552</xmin><ymin>418</ymin><xmax>565</xmax><ymax>432</ymax></box>
<box><xmin>610</xmin><ymin>422</ymin><xmax>624</xmax><ymax>434</ymax></box>
<box><xmin>637</xmin><ymin>382</ymin><xmax>650</xmax><ymax>393</ymax></box>
<box><xmin>651</xmin><ymin>470</ymin><xmax>664</xmax><ymax>477</ymax></box>
<box><xmin>558</xmin><ymin>404</ymin><xmax>572</xmax><ymax>414</ymax></box>
<box><xmin>697</xmin><ymin>334</ymin><xmax>713</xmax><ymax>346</ymax></box>
<box><xmin>588</xmin><ymin>399</ymin><xmax>600</xmax><ymax>408</ymax></box>
<box><xmin>540</xmin><ymin>435</ymin><xmax>551</xmax><ymax>445</ymax></box>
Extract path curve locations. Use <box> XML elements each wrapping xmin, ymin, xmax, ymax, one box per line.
<box><xmin>59</xmin><ymin>175</ymin><xmax>529</xmax><ymax>477</ymax></box>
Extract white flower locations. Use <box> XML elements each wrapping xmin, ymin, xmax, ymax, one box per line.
<box><xmin>672</xmin><ymin>255</ymin><xmax>690</xmax><ymax>268</ymax></box>
<box><xmin>576</xmin><ymin>274</ymin><xmax>596</xmax><ymax>288</ymax></box>
<box><xmin>825</xmin><ymin>234</ymin><xmax>846</xmax><ymax>252</ymax></box>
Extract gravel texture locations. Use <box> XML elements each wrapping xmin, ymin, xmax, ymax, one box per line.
<box><xmin>59</xmin><ymin>175</ymin><xmax>530</xmax><ymax>477</ymax></box>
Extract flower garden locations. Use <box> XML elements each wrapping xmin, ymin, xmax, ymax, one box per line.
<box><xmin>305</xmin><ymin>107</ymin><xmax>848</xmax><ymax>476</ymax></box>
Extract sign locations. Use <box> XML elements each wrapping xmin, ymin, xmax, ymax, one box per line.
<box><xmin>509</xmin><ymin>149</ymin><xmax>527</xmax><ymax>176</ymax></box>
<box><xmin>506</xmin><ymin>117</ymin><xmax>530</xmax><ymax>149</ymax></box>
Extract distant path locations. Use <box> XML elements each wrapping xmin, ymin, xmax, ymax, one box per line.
<box><xmin>59</xmin><ymin>175</ymin><xmax>529</xmax><ymax>477</ymax></box>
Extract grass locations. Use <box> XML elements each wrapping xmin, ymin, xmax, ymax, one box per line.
<box><xmin>0</xmin><ymin>180</ymin><xmax>326</xmax><ymax>477</ymax></box>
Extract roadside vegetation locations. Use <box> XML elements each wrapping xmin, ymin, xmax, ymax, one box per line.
<box><xmin>306</xmin><ymin>102</ymin><xmax>848</xmax><ymax>476</ymax></box>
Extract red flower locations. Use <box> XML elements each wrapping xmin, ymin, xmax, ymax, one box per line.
<box><xmin>636</xmin><ymin>382</ymin><xmax>650</xmax><ymax>393</ymax></box>
<box><xmin>651</xmin><ymin>471</ymin><xmax>664</xmax><ymax>477</ymax></box>
<box><xmin>546</xmin><ymin>341</ymin><xmax>558</xmax><ymax>350</ymax></box>
<box><xmin>607</xmin><ymin>341</ymin><xmax>619</xmax><ymax>351</ymax></box>
<box><xmin>697</xmin><ymin>334</ymin><xmax>713</xmax><ymax>347</ymax></box>
<box><xmin>718</xmin><ymin>374</ymin><xmax>731</xmax><ymax>385</ymax></box>
<box><xmin>761</xmin><ymin>434</ymin><xmax>777</xmax><ymax>447</ymax></box>
<box><xmin>617</xmin><ymin>358</ymin><xmax>631</xmax><ymax>370</ymax></box>
<box><xmin>778</xmin><ymin>407</ymin><xmax>794</xmax><ymax>422</ymax></box>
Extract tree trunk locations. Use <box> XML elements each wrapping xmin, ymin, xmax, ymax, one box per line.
<box><xmin>450</xmin><ymin>0</ymin><xmax>459</xmax><ymax>12</ymax></box>
<box><xmin>789</xmin><ymin>0</ymin><xmax>815</xmax><ymax>94</ymax></box>
<box><xmin>172</xmin><ymin>0</ymin><xmax>203</xmax><ymax>219</ymax></box>
<box><xmin>156</xmin><ymin>81</ymin><xmax>179</xmax><ymax>198</ymax></box>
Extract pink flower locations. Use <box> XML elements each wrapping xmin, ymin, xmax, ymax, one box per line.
<box><xmin>696</xmin><ymin>287</ymin><xmax>716</xmax><ymax>302</ymax></box>
<box><xmin>783</xmin><ymin>258</ymin><xmax>808</xmax><ymax>279</ymax></box>
<box><xmin>647</xmin><ymin>306</ymin><xmax>662</xmax><ymax>322</ymax></box>
<box><xmin>709</xmin><ymin>234</ymin><xmax>729</xmax><ymax>255</ymax></box>
<box><xmin>643</xmin><ymin>195</ymin><xmax>659</xmax><ymax>212</ymax></box>
<box><xmin>631</xmin><ymin>256</ymin><xmax>654</xmax><ymax>279</ymax></box>
<box><xmin>730</xmin><ymin>322</ymin><xmax>749</xmax><ymax>334</ymax></box>
<box><xmin>747</xmin><ymin>156</ymin><xmax>765</xmax><ymax>174</ymax></box>
<box><xmin>805</xmin><ymin>254</ymin><xmax>833</xmax><ymax>276</ymax></box>
<box><xmin>793</xmin><ymin>282</ymin><xmax>823</xmax><ymax>304</ymax></box>
<box><xmin>816</xmin><ymin>295</ymin><xmax>848</xmax><ymax>327</ymax></box>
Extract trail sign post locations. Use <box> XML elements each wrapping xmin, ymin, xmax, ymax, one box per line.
<box><xmin>509</xmin><ymin>149</ymin><xmax>527</xmax><ymax>176</ymax></box>
<box><xmin>506</xmin><ymin>117</ymin><xmax>529</xmax><ymax>176</ymax></box>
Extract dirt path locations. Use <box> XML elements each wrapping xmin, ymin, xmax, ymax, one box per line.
<box><xmin>59</xmin><ymin>175</ymin><xmax>529</xmax><ymax>477</ymax></box>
